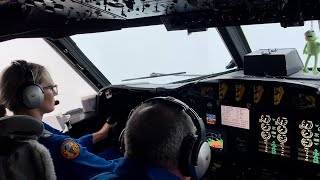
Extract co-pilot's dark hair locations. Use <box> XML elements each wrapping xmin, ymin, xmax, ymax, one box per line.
<box><xmin>124</xmin><ymin>100</ymin><xmax>195</xmax><ymax>169</ymax></box>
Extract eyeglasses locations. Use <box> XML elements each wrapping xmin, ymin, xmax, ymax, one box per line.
<box><xmin>43</xmin><ymin>84</ymin><xmax>58</xmax><ymax>94</ymax></box>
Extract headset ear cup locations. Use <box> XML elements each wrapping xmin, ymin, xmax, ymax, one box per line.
<box><xmin>194</xmin><ymin>141</ymin><xmax>211</xmax><ymax>179</ymax></box>
<box><xmin>119</xmin><ymin>108</ymin><xmax>137</xmax><ymax>155</ymax></box>
<box><xmin>179</xmin><ymin>134</ymin><xmax>197</xmax><ymax>177</ymax></box>
<box><xmin>22</xmin><ymin>84</ymin><xmax>44</xmax><ymax>109</ymax></box>
<box><xmin>119</xmin><ymin>128</ymin><xmax>126</xmax><ymax>154</ymax></box>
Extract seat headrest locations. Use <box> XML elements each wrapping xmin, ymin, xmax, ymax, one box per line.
<box><xmin>0</xmin><ymin>115</ymin><xmax>43</xmax><ymax>140</ymax></box>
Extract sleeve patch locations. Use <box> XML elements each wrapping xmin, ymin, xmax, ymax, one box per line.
<box><xmin>61</xmin><ymin>140</ymin><xmax>81</xmax><ymax>159</ymax></box>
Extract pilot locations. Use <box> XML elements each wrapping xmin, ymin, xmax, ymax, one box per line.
<box><xmin>0</xmin><ymin>60</ymin><xmax>122</xmax><ymax>180</ymax></box>
<box><xmin>91</xmin><ymin>96</ymin><xmax>211</xmax><ymax>180</ymax></box>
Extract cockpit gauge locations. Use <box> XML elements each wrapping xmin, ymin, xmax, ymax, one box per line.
<box><xmin>206</xmin><ymin>130</ymin><xmax>223</xmax><ymax>150</ymax></box>
<box><xmin>301</xmin><ymin>138</ymin><xmax>313</xmax><ymax>148</ymax></box>
<box><xmin>275</xmin><ymin>117</ymin><xmax>288</xmax><ymax>126</ymax></box>
<box><xmin>299</xmin><ymin>120</ymin><xmax>314</xmax><ymax>130</ymax></box>
<box><xmin>259</xmin><ymin>114</ymin><xmax>272</xmax><ymax>124</ymax></box>
<box><xmin>261</xmin><ymin>123</ymin><xmax>271</xmax><ymax>131</ymax></box>
<box><xmin>301</xmin><ymin>129</ymin><xmax>314</xmax><ymax>139</ymax></box>
<box><xmin>277</xmin><ymin>134</ymin><xmax>288</xmax><ymax>143</ymax></box>
<box><xmin>277</xmin><ymin>125</ymin><xmax>288</xmax><ymax>135</ymax></box>
<box><xmin>258</xmin><ymin>113</ymin><xmax>290</xmax><ymax>157</ymax></box>
<box><xmin>261</xmin><ymin>131</ymin><xmax>271</xmax><ymax>140</ymax></box>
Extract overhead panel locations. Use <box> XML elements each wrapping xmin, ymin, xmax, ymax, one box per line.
<box><xmin>17</xmin><ymin>0</ymin><xmax>311</xmax><ymax>22</ymax></box>
<box><xmin>19</xmin><ymin>0</ymin><xmax>201</xmax><ymax>20</ymax></box>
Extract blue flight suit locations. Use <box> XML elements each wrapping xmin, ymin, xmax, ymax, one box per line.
<box><xmin>42</xmin><ymin>123</ymin><xmax>123</xmax><ymax>159</ymax></box>
<box><xmin>90</xmin><ymin>158</ymin><xmax>183</xmax><ymax>180</ymax></box>
<box><xmin>39</xmin><ymin>123</ymin><xmax>122</xmax><ymax>180</ymax></box>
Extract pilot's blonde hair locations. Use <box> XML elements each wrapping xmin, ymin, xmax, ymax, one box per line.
<box><xmin>0</xmin><ymin>60</ymin><xmax>47</xmax><ymax>114</ymax></box>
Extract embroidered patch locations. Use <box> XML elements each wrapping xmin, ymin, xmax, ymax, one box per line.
<box><xmin>42</xmin><ymin>133</ymin><xmax>53</xmax><ymax>138</ymax></box>
<box><xmin>61</xmin><ymin>140</ymin><xmax>81</xmax><ymax>159</ymax></box>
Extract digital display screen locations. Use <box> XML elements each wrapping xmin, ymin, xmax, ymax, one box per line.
<box><xmin>221</xmin><ymin>105</ymin><xmax>250</xmax><ymax>130</ymax></box>
<box><xmin>206</xmin><ymin>130</ymin><xmax>223</xmax><ymax>151</ymax></box>
<box><xmin>298</xmin><ymin>119</ymin><xmax>320</xmax><ymax>164</ymax></box>
<box><xmin>206</xmin><ymin>113</ymin><xmax>216</xmax><ymax>125</ymax></box>
<box><xmin>258</xmin><ymin>114</ymin><xmax>290</xmax><ymax>157</ymax></box>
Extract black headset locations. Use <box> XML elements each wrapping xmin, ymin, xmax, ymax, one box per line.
<box><xmin>119</xmin><ymin>96</ymin><xmax>211</xmax><ymax>179</ymax></box>
<box><xmin>12</xmin><ymin>60</ymin><xmax>44</xmax><ymax>109</ymax></box>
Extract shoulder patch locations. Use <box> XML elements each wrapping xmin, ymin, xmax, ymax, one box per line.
<box><xmin>61</xmin><ymin>140</ymin><xmax>81</xmax><ymax>159</ymax></box>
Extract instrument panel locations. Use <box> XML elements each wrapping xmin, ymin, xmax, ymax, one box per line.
<box><xmin>96</xmin><ymin>75</ymin><xmax>320</xmax><ymax>179</ymax></box>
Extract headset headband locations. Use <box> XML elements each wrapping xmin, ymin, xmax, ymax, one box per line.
<box><xmin>141</xmin><ymin>96</ymin><xmax>206</xmax><ymax>142</ymax></box>
<box><xmin>12</xmin><ymin>60</ymin><xmax>35</xmax><ymax>84</ymax></box>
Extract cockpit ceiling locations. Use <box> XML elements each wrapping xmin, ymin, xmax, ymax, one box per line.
<box><xmin>15</xmin><ymin>0</ymin><xmax>320</xmax><ymax>22</ymax></box>
<box><xmin>1</xmin><ymin>0</ymin><xmax>320</xmax><ymax>41</ymax></box>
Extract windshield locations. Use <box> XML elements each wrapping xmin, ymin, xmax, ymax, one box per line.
<box><xmin>242</xmin><ymin>21</ymin><xmax>320</xmax><ymax>73</ymax></box>
<box><xmin>71</xmin><ymin>25</ymin><xmax>232</xmax><ymax>84</ymax></box>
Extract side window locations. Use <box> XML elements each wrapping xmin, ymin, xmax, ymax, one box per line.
<box><xmin>0</xmin><ymin>38</ymin><xmax>96</xmax><ymax>129</ymax></box>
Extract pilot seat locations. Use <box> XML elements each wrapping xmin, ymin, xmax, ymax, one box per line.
<box><xmin>0</xmin><ymin>115</ymin><xmax>56</xmax><ymax>180</ymax></box>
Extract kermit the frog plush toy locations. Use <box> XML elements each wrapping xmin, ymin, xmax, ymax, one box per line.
<box><xmin>303</xmin><ymin>30</ymin><xmax>320</xmax><ymax>75</ymax></box>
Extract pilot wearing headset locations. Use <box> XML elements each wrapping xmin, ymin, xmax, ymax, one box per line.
<box><xmin>91</xmin><ymin>96</ymin><xmax>211</xmax><ymax>180</ymax></box>
<box><xmin>0</xmin><ymin>60</ymin><xmax>122</xmax><ymax>180</ymax></box>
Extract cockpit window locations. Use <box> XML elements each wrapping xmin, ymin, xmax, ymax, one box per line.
<box><xmin>71</xmin><ymin>25</ymin><xmax>233</xmax><ymax>84</ymax></box>
<box><xmin>242</xmin><ymin>21</ymin><xmax>320</xmax><ymax>70</ymax></box>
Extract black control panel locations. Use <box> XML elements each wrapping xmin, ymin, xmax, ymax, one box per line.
<box><xmin>96</xmin><ymin>74</ymin><xmax>320</xmax><ymax>179</ymax></box>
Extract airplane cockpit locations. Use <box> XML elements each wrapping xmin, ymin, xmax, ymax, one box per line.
<box><xmin>2</xmin><ymin>0</ymin><xmax>320</xmax><ymax>179</ymax></box>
